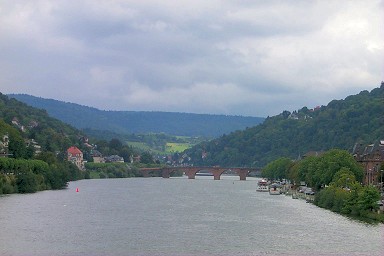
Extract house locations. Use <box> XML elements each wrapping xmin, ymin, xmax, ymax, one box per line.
<box><xmin>67</xmin><ymin>146</ymin><xmax>84</xmax><ymax>170</ymax></box>
<box><xmin>352</xmin><ymin>141</ymin><xmax>384</xmax><ymax>186</ymax></box>
<box><xmin>11</xmin><ymin>117</ymin><xmax>20</xmax><ymax>126</ymax></box>
<box><xmin>91</xmin><ymin>149</ymin><xmax>104</xmax><ymax>163</ymax></box>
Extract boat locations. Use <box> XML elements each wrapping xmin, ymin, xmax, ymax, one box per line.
<box><xmin>269</xmin><ymin>183</ymin><xmax>281</xmax><ymax>195</ymax></box>
<box><xmin>256</xmin><ymin>179</ymin><xmax>269</xmax><ymax>192</ymax></box>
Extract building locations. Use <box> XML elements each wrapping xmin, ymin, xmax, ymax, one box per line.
<box><xmin>105</xmin><ymin>155</ymin><xmax>124</xmax><ymax>163</ymax></box>
<box><xmin>67</xmin><ymin>146</ymin><xmax>84</xmax><ymax>170</ymax></box>
<box><xmin>91</xmin><ymin>149</ymin><xmax>104</xmax><ymax>163</ymax></box>
<box><xmin>352</xmin><ymin>140</ymin><xmax>384</xmax><ymax>186</ymax></box>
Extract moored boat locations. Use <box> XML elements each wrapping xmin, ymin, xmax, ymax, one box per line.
<box><xmin>256</xmin><ymin>179</ymin><xmax>269</xmax><ymax>192</ymax></box>
<box><xmin>269</xmin><ymin>183</ymin><xmax>281</xmax><ymax>195</ymax></box>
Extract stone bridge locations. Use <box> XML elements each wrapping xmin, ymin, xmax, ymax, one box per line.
<box><xmin>139</xmin><ymin>166</ymin><xmax>261</xmax><ymax>180</ymax></box>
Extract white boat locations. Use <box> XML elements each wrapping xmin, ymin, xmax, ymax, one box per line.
<box><xmin>256</xmin><ymin>179</ymin><xmax>269</xmax><ymax>192</ymax></box>
<box><xmin>269</xmin><ymin>183</ymin><xmax>281</xmax><ymax>195</ymax></box>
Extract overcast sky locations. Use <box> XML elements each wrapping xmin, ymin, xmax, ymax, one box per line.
<box><xmin>1</xmin><ymin>0</ymin><xmax>383</xmax><ymax>117</ymax></box>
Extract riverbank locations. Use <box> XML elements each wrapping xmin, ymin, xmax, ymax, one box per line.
<box><xmin>283</xmin><ymin>187</ymin><xmax>384</xmax><ymax>224</ymax></box>
<box><xmin>285</xmin><ymin>189</ymin><xmax>315</xmax><ymax>202</ymax></box>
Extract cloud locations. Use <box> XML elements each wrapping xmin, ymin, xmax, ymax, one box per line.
<box><xmin>0</xmin><ymin>0</ymin><xmax>383</xmax><ymax>116</ymax></box>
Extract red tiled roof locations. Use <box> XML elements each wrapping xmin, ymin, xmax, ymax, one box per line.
<box><xmin>67</xmin><ymin>146</ymin><xmax>82</xmax><ymax>155</ymax></box>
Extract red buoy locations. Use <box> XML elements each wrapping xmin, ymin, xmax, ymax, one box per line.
<box><xmin>76</xmin><ymin>188</ymin><xmax>79</xmax><ymax>192</ymax></box>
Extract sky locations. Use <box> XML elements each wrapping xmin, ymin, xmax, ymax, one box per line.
<box><xmin>0</xmin><ymin>0</ymin><xmax>383</xmax><ymax>117</ymax></box>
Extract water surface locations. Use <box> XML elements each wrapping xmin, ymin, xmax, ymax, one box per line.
<box><xmin>0</xmin><ymin>177</ymin><xmax>383</xmax><ymax>255</ymax></box>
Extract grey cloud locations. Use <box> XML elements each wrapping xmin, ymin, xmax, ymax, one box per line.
<box><xmin>0</xmin><ymin>0</ymin><xmax>383</xmax><ymax>117</ymax></box>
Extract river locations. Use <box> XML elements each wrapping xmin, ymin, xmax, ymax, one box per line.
<box><xmin>0</xmin><ymin>176</ymin><xmax>383</xmax><ymax>256</ymax></box>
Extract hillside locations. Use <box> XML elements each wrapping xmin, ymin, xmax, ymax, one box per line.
<box><xmin>8</xmin><ymin>94</ymin><xmax>264</xmax><ymax>137</ymax></box>
<box><xmin>0</xmin><ymin>93</ymin><xmax>86</xmax><ymax>155</ymax></box>
<box><xmin>0</xmin><ymin>93</ymin><xmax>88</xmax><ymax>193</ymax></box>
<box><xmin>185</xmin><ymin>83</ymin><xmax>384</xmax><ymax>167</ymax></box>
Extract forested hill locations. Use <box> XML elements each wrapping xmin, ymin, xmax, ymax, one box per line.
<box><xmin>8</xmin><ymin>94</ymin><xmax>264</xmax><ymax>138</ymax></box>
<box><xmin>0</xmin><ymin>93</ymin><xmax>91</xmax><ymax>193</ymax></box>
<box><xmin>0</xmin><ymin>93</ymin><xmax>85</xmax><ymax>156</ymax></box>
<box><xmin>185</xmin><ymin>83</ymin><xmax>384</xmax><ymax>167</ymax></box>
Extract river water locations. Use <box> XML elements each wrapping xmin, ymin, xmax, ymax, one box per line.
<box><xmin>0</xmin><ymin>176</ymin><xmax>383</xmax><ymax>256</ymax></box>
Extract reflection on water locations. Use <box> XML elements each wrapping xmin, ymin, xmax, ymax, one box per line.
<box><xmin>0</xmin><ymin>177</ymin><xmax>383</xmax><ymax>256</ymax></box>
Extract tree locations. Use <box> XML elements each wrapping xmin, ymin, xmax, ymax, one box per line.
<box><xmin>16</xmin><ymin>171</ymin><xmax>38</xmax><ymax>193</ymax></box>
<box><xmin>290</xmin><ymin>149</ymin><xmax>364</xmax><ymax>189</ymax></box>
<box><xmin>357</xmin><ymin>185</ymin><xmax>381</xmax><ymax>213</ymax></box>
<box><xmin>330</xmin><ymin>167</ymin><xmax>356</xmax><ymax>189</ymax></box>
<box><xmin>8</xmin><ymin>132</ymin><xmax>27</xmax><ymax>159</ymax></box>
<box><xmin>109</xmin><ymin>138</ymin><xmax>123</xmax><ymax>151</ymax></box>
<box><xmin>120</xmin><ymin>146</ymin><xmax>135</xmax><ymax>163</ymax></box>
<box><xmin>262</xmin><ymin>157</ymin><xmax>293</xmax><ymax>180</ymax></box>
<box><xmin>342</xmin><ymin>181</ymin><xmax>363</xmax><ymax>215</ymax></box>
<box><xmin>140</xmin><ymin>152</ymin><xmax>154</xmax><ymax>164</ymax></box>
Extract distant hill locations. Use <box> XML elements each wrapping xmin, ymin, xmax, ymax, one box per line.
<box><xmin>8</xmin><ymin>94</ymin><xmax>265</xmax><ymax>137</ymax></box>
<box><xmin>185</xmin><ymin>83</ymin><xmax>384</xmax><ymax>167</ymax></box>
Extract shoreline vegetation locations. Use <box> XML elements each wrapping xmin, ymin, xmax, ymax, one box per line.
<box><xmin>262</xmin><ymin>148</ymin><xmax>384</xmax><ymax>224</ymax></box>
<box><xmin>285</xmin><ymin>188</ymin><xmax>384</xmax><ymax>224</ymax></box>
<box><xmin>0</xmin><ymin>155</ymin><xmax>84</xmax><ymax>194</ymax></box>
<box><xmin>0</xmin><ymin>159</ymin><xmax>180</xmax><ymax>194</ymax></box>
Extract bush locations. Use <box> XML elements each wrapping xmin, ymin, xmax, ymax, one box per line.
<box><xmin>16</xmin><ymin>171</ymin><xmax>38</xmax><ymax>193</ymax></box>
<box><xmin>0</xmin><ymin>174</ymin><xmax>16</xmax><ymax>194</ymax></box>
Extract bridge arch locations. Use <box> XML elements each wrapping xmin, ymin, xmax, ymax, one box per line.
<box><xmin>139</xmin><ymin>166</ymin><xmax>260</xmax><ymax>180</ymax></box>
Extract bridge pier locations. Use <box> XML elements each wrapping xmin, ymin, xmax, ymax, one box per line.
<box><xmin>212</xmin><ymin>169</ymin><xmax>225</xmax><ymax>180</ymax></box>
<box><xmin>162</xmin><ymin>168</ymin><xmax>171</xmax><ymax>178</ymax></box>
<box><xmin>141</xmin><ymin>170</ymin><xmax>150</xmax><ymax>177</ymax></box>
<box><xmin>236</xmin><ymin>169</ymin><xmax>249</xmax><ymax>181</ymax></box>
<box><xmin>184</xmin><ymin>169</ymin><xmax>199</xmax><ymax>179</ymax></box>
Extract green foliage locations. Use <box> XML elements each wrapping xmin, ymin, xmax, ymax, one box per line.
<box><xmin>276</xmin><ymin>147</ymin><xmax>383</xmax><ymax>223</ymax></box>
<box><xmin>341</xmin><ymin>182</ymin><xmax>362</xmax><ymax>215</ymax></box>
<box><xmin>331</xmin><ymin>167</ymin><xmax>357</xmax><ymax>188</ymax></box>
<box><xmin>140</xmin><ymin>152</ymin><xmax>154</xmax><ymax>164</ymax></box>
<box><xmin>0</xmin><ymin>93</ymin><xmax>90</xmax><ymax>193</ymax></box>
<box><xmin>262</xmin><ymin>157</ymin><xmax>293</xmax><ymax>180</ymax></box>
<box><xmin>0</xmin><ymin>93</ymin><xmax>84</xmax><ymax>155</ymax></box>
<box><xmin>93</xmin><ymin>138</ymin><xmax>137</xmax><ymax>162</ymax></box>
<box><xmin>315</xmin><ymin>186</ymin><xmax>350</xmax><ymax>213</ymax></box>
<box><xmin>315</xmin><ymin>174</ymin><xmax>382</xmax><ymax>222</ymax></box>
<box><xmin>16</xmin><ymin>171</ymin><xmax>39</xmax><ymax>193</ymax></box>
<box><xmin>165</xmin><ymin>142</ymin><xmax>191</xmax><ymax>153</ymax></box>
<box><xmin>0</xmin><ymin>157</ymin><xmax>84</xmax><ymax>193</ymax></box>
<box><xmin>0</xmin><ymin>174</ymin><xmax>16</xmax><ymax>194</ymax></box>
<box><xmin>186</xmin><ymin>84</ymin><xmax>384</xmax><ymax>167</ymax></box>
<box><xmin>290</xmin><ymin>149</ymin><xmax>363</xmax><ymax>189</ymax></box>
<box><xmin>357</xmin><ymin>186</ymin><xmax>381</xmax><ymax>213</ymax></box>
<box><xmin>85</xmin><ymin>162</ymin><xmax>143</xmax><ymax>178</ymax></box>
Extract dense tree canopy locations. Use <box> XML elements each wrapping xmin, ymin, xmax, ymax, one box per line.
<box><xmin>0</xmin><ymin>93</ymin><xmax>87</xmax><ymax>194</ymax></box>
<box><xmin>290</xmin><ymin>149</ymin><xmax>364</xmax><ymax>189</ymax></box>
<box><xmin>185</xmin><ymin>84</ymin><xmax>384</xmax><ymax>167</ymax></box>
<box><xmin>262</xmin><ymin>157</ymin><xmax>293</xmax><ymax>180</ymax></box>
<box><xmin>8</xmin><ymin>94</ymin><xmax>265</xmax><ymax>137</ymax></box>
